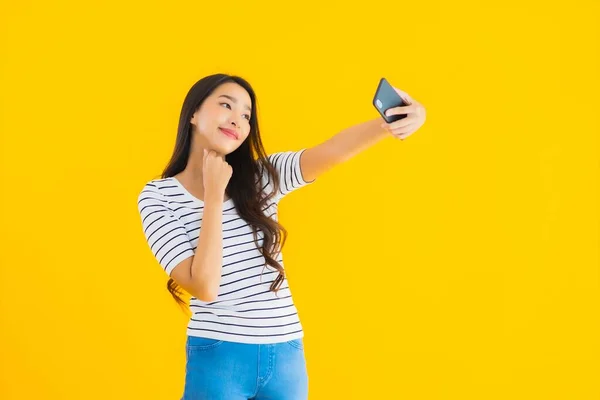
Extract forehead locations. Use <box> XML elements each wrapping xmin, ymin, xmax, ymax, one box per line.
<box><xmin>213</xmin><ymin>82</ymin><xmax>252</xmax><ymax>107</ymax></box>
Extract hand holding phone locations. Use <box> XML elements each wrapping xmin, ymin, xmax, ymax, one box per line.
<box><xmin>372</xmin><ymin>77</ymin><xmax>408</xmax><ymax>123</ymax></box>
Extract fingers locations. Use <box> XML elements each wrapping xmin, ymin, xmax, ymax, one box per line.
<box><xmin>203</xmin><ymin>149</ymin><xmax>228</xmax><ymax>166</ymax></box>
<box><xmin>390</xmin><ymin>122</ymin><xmax>419</xmax><ymax>138</ymax></box>
<box><xmin>382</xmin><ymin>115</ymin><xmax>417</xmax><ymax>130</ymax></box>
<box><xmin>203</xmin><ymin>149</ymin><xmax>222</xmax><ymax>159</ymax></box>
<box><xmin>384</xmin><ymin>103</ymin><xmax>417</xmax><ymax>117</ymax></box>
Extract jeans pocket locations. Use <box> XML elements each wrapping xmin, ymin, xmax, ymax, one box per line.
<box><xmin>186</xmin><ymin>336</ymin><xmax>224</xmax><ymax>352</ymax></box>
<box><xmin>286</xmin><ymin>338</ymin><xmax>304</xmax><ymax>350</ymax></box>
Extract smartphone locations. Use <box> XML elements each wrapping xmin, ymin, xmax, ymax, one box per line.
<box><xmin>373</xmin><ymin>77</ymin><xmax>408</xmax><ymax>123</ymax></box>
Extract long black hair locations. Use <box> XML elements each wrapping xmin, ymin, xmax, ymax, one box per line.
<box><xmin>159</xmin><ymin>74</ymin><xmax>288</xmax><ymax>309</ymax></box>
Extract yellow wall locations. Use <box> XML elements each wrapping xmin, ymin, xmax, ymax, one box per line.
<box><xmin>1</xmin><ymin>1</ymin><xmax>598</xmax><ymax>399</ymax></box>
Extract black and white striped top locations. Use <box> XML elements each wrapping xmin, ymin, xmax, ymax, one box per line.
<box><xmin>137</xmin><ymin>149</ymin><xmax>315</xmax><ymax>344</ymax></box>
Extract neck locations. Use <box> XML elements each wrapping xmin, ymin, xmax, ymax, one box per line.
<box><xmin>176</xmin><ymin>134</ymin><xmax>229</xmax><ymax>199</ymax></box>
<box><xmin>183</xmin><ymin>139</ymin><xmax>207</xmax><ymax>180</ymax></box>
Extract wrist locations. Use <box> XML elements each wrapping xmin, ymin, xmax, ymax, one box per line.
<box><xmin>204</xmin><ymin>190</ymin><xmax>224</xmax><ymax>205</ymax></box>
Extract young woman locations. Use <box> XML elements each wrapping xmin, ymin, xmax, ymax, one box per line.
<box><xmin>137</xmin><ymin>73</ymin><xmax>425</xmax><ymax>399</ymax></box>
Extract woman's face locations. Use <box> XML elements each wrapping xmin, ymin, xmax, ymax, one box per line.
<box><xmin>190</xmin><ymin>82</ymin><xmax>253</xmax><ymax>155</ymax></box>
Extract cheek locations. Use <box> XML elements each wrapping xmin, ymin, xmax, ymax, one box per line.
<box><xmin>196</xmin><ymin>117</ymin><xmax>212</xmax><ymax>134</ymax></box>
<box><xmin>196</xmin><ymin>107</ymin><xmax>224</xmax><ymax>134</ymax></box>
<box><xmin>242</xmin><ymin>126</ymin><xmax>251</xmax><ymax>140</ymax></box>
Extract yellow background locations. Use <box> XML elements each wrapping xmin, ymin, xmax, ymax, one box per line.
<box><xmin>1</xmin><ymin>1</ymin><xmax>598</xmax><ymax>399</ymax></box>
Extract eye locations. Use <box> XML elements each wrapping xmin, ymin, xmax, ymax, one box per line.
<box><xmin>221</xmin><ymin>102</ymin><xmax>250</xmax><ymax>121</ymax></box>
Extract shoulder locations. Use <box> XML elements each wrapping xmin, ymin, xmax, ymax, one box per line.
<box><xmin>137</xmin><ymin>177</ymin><xmax>174</xmax><ymax>206</ymax></box>
<box><xmin>259</xmin><ymin>149</ymin><xmax>307</xmax><ymax>176</ymax></box>
<box><xmin>256</xmin><ymin>149</ymin><xmax>312</xmax><ymax>201</ymax></box>
<box><xmin>138</xmin><ymin>178</ymin><xmax>160</xmax><ymax>197</ymax></box>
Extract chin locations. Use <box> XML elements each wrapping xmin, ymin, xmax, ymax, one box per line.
<box><xmin>206</xmin><ymin>133</ymin><xmax>244</xmax><ymax>155</ymax></box>
<box><xmin>211</xmin><ymin>143</ymin><xmax>238</xmax><ymax>156</ymax></box>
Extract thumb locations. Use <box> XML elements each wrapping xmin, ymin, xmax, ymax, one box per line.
<box><xmin>203</xmin><ymin>149</ymin><xmax>209</xmax><ymax>169</ymax></box>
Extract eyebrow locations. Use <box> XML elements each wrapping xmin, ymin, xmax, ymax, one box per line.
<box><xmin>218</xmin><ymin>94</ymin><xmax>252</xmax><ymax>111</ymax></box>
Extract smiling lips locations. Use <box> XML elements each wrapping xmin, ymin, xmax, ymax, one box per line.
<box><xmin>219</xmin><ymin>127</ymin><xmax>238</xmax><ymax>140</ymax></box>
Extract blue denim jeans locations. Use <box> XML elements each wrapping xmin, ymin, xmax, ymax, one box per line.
<box><xmin>181</xmin><ymin>335</ymin><xmax>309</xmax><ymax>400</ymax></box>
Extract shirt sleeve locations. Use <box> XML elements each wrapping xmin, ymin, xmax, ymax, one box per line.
<box><xmin>262</xmin><ymin>148</ymin><xmax>316</xmax><ymax>201</ymax></box>
<box><xmin>137</xmin><ymin>182</ymin><xmax>195</xmax><ymax>276</ymax></box>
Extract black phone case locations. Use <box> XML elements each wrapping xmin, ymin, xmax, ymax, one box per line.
<box><xmin>372</xmin><ymin>77</ymin><xmax>408</xmax><ymax>123</ymax></box>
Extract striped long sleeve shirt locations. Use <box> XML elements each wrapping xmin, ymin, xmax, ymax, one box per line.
<box><xmin>137</xmin><ymin>149</ymin><xmax>315</xmax><ymax>344</ymax></box>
